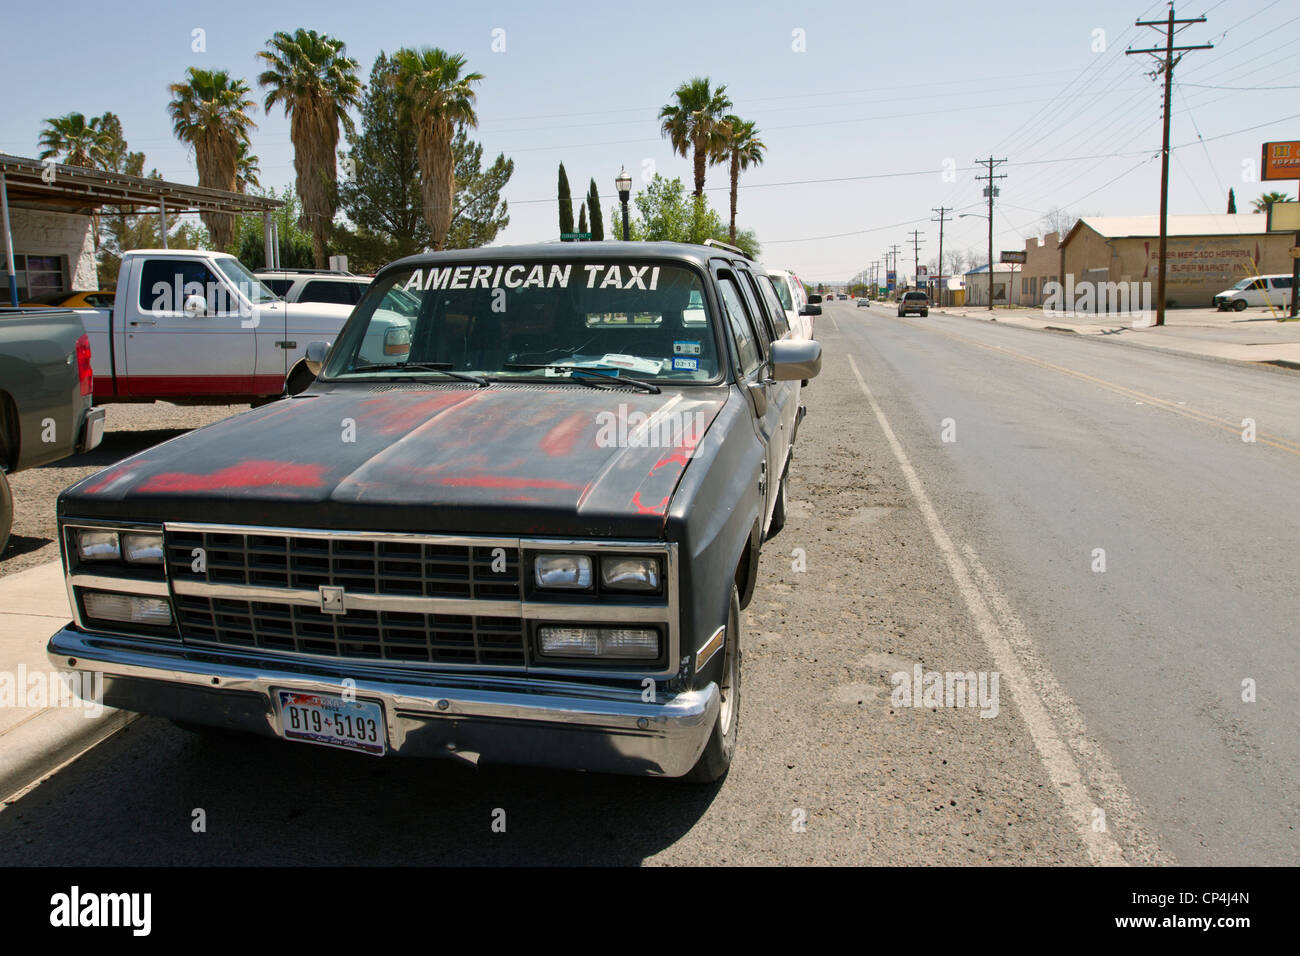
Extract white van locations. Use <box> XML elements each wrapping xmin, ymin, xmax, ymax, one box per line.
<box><xmin>1212</xmin><ymin>274</ymin><xmax>1294</xmax><ymax>311</ymax></box>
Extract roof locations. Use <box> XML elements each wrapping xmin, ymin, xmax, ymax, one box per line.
<box><xmin>381</xmin><ymin>241</ymin><xmax>751</xmax><ymax>279</ymax></box>
<box><xmin>0</xmin><ymin>153</ymin><xmax>283</xmax><ymax>216</ymax></box>
<box><xmin>964</xmin><ymin>263</ymin><xmax>1018</xmax><ymax>275</ymax></box>
<box><xmin>1068</xmin><ymin>213</ymin><xmax>1271</xmax><ymax>242</ymax></box>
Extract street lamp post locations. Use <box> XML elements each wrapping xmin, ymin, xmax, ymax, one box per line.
<box><xmin>616</xmin><ymin>167</ymin><xmax>632</xmax><ymax>242</ymax></box>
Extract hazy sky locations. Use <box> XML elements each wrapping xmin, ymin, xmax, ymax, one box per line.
<box><xmin>2</xmin><ymin>0</ymin><xmax>1297</xmax><ymax>282</ymax></box>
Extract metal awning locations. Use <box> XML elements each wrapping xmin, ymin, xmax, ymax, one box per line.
<box><xmin>0</xmin><ymin>153</ymin><xmax>285</xmax><ymax>305</ymax></box>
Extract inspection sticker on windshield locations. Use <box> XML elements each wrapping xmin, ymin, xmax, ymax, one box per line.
<box><xmin>673</xmin><ymin>340</ymin><xmax>701</xmax><ymax>356</ymax></box>
<box><xmin>672</xmin><ymin>357</ymin><xmax>699</xmax><ymax>370</ymax></box>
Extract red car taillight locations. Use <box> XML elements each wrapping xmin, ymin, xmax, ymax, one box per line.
<box><xmin>75</xmin><ymin>333</ymin><xmax>93</xmax><ymax>397</ymax></box>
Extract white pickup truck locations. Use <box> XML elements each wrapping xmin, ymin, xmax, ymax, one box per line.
<box><xmin>80</xmin><ymin>249</ymin><xmax>409</xmax><ymax>404</ymax></box>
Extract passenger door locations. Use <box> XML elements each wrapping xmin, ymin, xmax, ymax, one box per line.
<box><xmin>714</xmin><ymin>266</ymin><xmax>784</xmax><ymax>531</ymax></box>
<box><xmin>737</xmin><ymin>266</ymin><xmax>796</xmax><ymax>482</ymax></box>
<box><xmin>124</xmin><ymin>256</ymin><xmax>255</xmax><ymax>397</ymax></box>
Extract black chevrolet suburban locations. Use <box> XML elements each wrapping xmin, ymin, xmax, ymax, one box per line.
<box><xmin>48</xmin><ymin>241</ymin><xmax>821</xmax><ymax>782</ymax></box>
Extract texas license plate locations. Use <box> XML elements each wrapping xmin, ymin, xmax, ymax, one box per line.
<box><xmin>275</xmin><ymin>690</ymin><xmax>386</xmax><ymax>755</ymax></box>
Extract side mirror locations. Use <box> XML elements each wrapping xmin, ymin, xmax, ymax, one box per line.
<box><xmin>801</xmin><ymin>303</ymin><xmax>822</xmax><ymax>316</ymax></box>
<box><xmin>806</xmin><ymin>293</ymin><xmax>822</xmax><ymax>304</ymax></box>
<box><xmin>304</xmin><ymin>340</ymin><xmax>332</xmax><ymax>376</ymax></box>
<box><xmin>770</xmin><ymin>338</ymin><xmax>822</xmax><ymax>381</ymax></box>
<box><xmin>183</xmin><ymin>294</ymin><xmax>207</xmax><ymax>316</ymax></box>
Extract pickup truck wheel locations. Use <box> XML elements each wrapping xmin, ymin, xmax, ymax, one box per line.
<box><xmin>683</xmin><ymin>584</ymin><xmax>741</xmax><ymax>783</ymax></box>
<box><xmin>0</xmin><ymin>469</ymin><xmax>12</xmax><ymax>557</ymax></box>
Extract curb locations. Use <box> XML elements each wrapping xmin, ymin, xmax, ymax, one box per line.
<box><xmin>0</xmin><ymin>699</ymin><xmax>139</xmax><ymax>801</ymax></box>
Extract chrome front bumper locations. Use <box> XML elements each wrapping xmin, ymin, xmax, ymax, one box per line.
<box><xmin>47</xmin><ymin>627</ymin><xmax>718</xmax><ymax>777</ymax></box>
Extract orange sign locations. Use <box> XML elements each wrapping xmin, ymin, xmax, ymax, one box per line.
<box><xmin>1261</xmin><ymin>141</ymin><xmax>1300</xmax><ymax>181</ymax></box>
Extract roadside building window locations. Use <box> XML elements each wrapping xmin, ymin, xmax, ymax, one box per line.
<box><xmin>1</xmin><ymin>253</ymin><xmax>67</xmax><ymax>300</ymax></box>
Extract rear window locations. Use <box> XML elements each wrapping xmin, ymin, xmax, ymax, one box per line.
<box><xmin>904</xmin><ymin>292</ymin><xmax>928</xmax><ymax>301</ymax></box>
<box><xmin>325</xmin><ymin>260</ymin><xmax>723</xmax><ymax>383</ymax></box>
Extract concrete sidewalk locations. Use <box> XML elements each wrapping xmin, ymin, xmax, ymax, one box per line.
<box><xmin>0</xmin><ymin>560</ymin><xmax>136</xmax><ymax>799</ymax></box>
<box><xmin>928</xmin><ymin>304</ymin><xmax>1300</xmax><ymax>368</ymax></box>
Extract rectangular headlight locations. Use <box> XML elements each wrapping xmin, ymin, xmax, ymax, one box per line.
<box><xmin>77</xmin><ymin>530</ymin><xmax>120</xmax><ymax>562</ymax></box>
<box><xmin>83</xmin><ymin>592</ymin><xmax>173</xmax><ymax>626</ymax></box>
<box><xmin>534</xmin><ymin>554</ymin><xmax>592</xmax><ymax>589</ymax></box>
<box><xmin>121</xmin><ymin>532</ymin><xmax>164</xmax><ymax>565</ymax></box>
<box><xmin>538</xmin><ymin>626</ymin><xmax>659</xmax><ymax>659</ymax></box>
<box><xmin>601</xmin><ymin>556</ymin><xmax>660</xmax><ymax>591</ymax></box>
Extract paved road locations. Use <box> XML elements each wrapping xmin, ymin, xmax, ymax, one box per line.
<box><xmin>4</xmin><ymin>302</ymin><xmax>1294</xmax><ymax>865</ymax></box>
<box><xmin>828</xmin><ymin>299</ymin><xmax>1299</xmax><ymax>865</ymax></box>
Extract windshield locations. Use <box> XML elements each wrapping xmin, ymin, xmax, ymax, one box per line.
<box><xmin>324</xmin><ymin>260</ymin><xmax>722</xmax><ymax>383</ymax></box>
<box><xmin>214</xmin><ymin>258</ymin><xmax>280</xmax><ymax>304</ymax></box>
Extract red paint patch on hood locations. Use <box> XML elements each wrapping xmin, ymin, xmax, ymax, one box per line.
<box><xmin>139</xmin><ymin>459</ymin><xmax>330</xmax><ymax>492</ymax></box>
<box><xmin>355</xmin><ymin>390</ymin><xmax>478</xmax><ymax>435</ymax></box>
<box><xmin>631</xmin><ymin>490</ymin><xmax>670</xmax><ymax>515</ymax></box>
<box><xmin>540</xmin><ymin>411</ymin><xmax>590</xmax><ymax>457</ymax></box>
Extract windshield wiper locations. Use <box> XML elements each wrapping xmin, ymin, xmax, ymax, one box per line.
<box><xmin>348</xmin><ymin>362</ymin><xmax>488</xmax><ymax>386</ymax></box>
<box><xmin>503</xmin><ymin>363</ymin><xmax>661</xmax><ymax>394</ymax></box>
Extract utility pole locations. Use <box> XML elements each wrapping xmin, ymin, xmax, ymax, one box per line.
<box><xmin>888</xmin><ymin>243</ymin><xmax>902</xmax><ymax>292</ymax></box>
<box><xmin>932</xmin><ymin>206</ymin><xmax>951</xmax><ymax>306</ymax></box>
<box><xmin>907</xmin><ymin>229</ymin><xmax>926</xmax><ymax>297</ymax></box>
<box><xmin>975</xmin><ymin>157</ymin><xmax>1007</xmax><ymax>310</ymax></box>
<box><xmin>1127</xmin><ymin>4</ymin><xmax>1211</xmax><ymax>327</ymax></box>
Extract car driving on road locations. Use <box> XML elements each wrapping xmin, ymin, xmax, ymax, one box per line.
<box><xmin>897</xmin><ymin>291</ymin><xmax>930</xmax><ymax>316</ymax></box>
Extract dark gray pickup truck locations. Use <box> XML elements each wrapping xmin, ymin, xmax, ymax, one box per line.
<box><xmin>0</xmin><ymin>308</ymin><xmax>104</xmax><ymax>555</ymax></box>
<box><xmin>47</xmin><ymin>242</ymin><xmax>820</xmax><ymax>781</ymax></box>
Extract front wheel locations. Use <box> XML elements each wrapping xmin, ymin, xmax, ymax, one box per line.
<box><xmin>0</xmin><ymin>468</ymin><xmax>12</xmax><ymax>558</ymax></box>
<box><xmin>1232</xmin><ymin>299</ymin><xmax>1248</xmax><ymax>312</ymax></box>
<box><xmin>683</xmin><ymin>584</ymin><xmax>741</xmax><ymax>783</ymax></box>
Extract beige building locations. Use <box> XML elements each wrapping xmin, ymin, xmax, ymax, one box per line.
<box><xmin>1059</xmin><ymin>214</ymin><xmax>1293</xmax><ymax>308</ymax></box>
<box><xmin>1019</xmin><ymin>231</ymin><xmax>1061</xmax><ymax>307</ymax></box>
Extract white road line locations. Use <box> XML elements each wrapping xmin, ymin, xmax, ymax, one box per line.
<box><xmin>847</xmin><ymin>352</ymin><xmax>1131</xmax><ymax>866</ymax></box>
<box><xmin>826</xmin><ymin>315</ymin><xmax>840</xmax><ymax>333</ymax></box>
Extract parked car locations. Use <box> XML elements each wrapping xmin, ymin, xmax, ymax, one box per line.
<box><xmin>1211</xmin><ymin>275</ymin><xmax>1294</xmax><ymax>312</ymax></box>
<box><xmin>897</xmin><ymin>291</ymin><xmax>930</xmax><ymax>316</ymax></box>
<box><xmin>72</xmin><ymin>249</ymin><xmax>403</xmax><ymax>403</ymax></box>
<box><xmin>764</xmin><ymin>268</ymin><xmax>819</xmax><ymax>340</ymax></box>
<box><xmin>20</xmin><ymin>290</ymin><xmax>117</xmax><ymax>309</ymax></box>
<box><xmin>0</xmin><ymin>308</ymin><xmax>103</xmax><ymax>554</ymax></box>
<box><xmin>254</xmin><ymin>269</ymin><xmax>370</xmax><ymax>307</ymax></box>
<box><xmin>48</xmin><ymin>241</ymin><xmax>822</xmax><ymax>782</ymax></box>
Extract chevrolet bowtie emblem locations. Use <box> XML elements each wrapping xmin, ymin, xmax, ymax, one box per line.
<box><xmin>319</xmin><ymin>586</ymin><xmax>346</xmax><ymax>615</ymax></box>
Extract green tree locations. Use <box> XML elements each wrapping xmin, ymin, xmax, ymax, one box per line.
<box><xmin>229</xmin><ymin>185</ymin><xmax>315</xmax><ymax>268</ymax></box>
<box><xmin>446</xmin><ymin>128</ymin><xmax>513</xmax><ymax>249</ymax></box>
<box><xmin>338</xmin><ymin>52</ymin><xmax>430</xmax><ymax>259</ymax></box>
<box><xmin>167</xmin><ymin>67</ymin><xmax>258</xmax><ymax>249</ymax></box>
<box><xmin>658</xmin><ymin>77</ymin><xmax>732</xmax><ymax>197</ymax></box>
<box><xmin>578</xmin><ymin>202</ymin><xmax>588</xmax><ymax>239</ymax></box>
<box><xmin>257</xmin><ymin>28</ymin><xmax>362</xmax><ymax>267</ymax></box>
<box><xmin>37</xmin><ymin>112</ymin><xmax>109</xmax><ymax>168</ymax></box>
<box><xmin>625</xmin><ymin>174</ymin><xmax>759</xmax><ymax>257</ymax></box>
<box><xmin>1252</xmin><ymin>191</ymin><xmax>1294</xmax><ymax>212</ymax></box>
<box><xmin>587</xmin><ymin>179</ymin><xmax>604</xmax><ymax>240</ymax></box>
<box><xmin>1226</xmin><ymin>187</ymin><xmax>1236</xmax><ymax>214</ymax></box>
<box><xmin>392</xmin><ymin>47</ymin><xmax>483</xmax><ymax>250</ymax></box>
<box><xmin>558</xmin><ymin>162</ymin><xmax>574</xmax><ymax>239</ymax></box>
<box><xmin>719</xmin><ymin>115</ymin><xmax>765</xmax><ymax>242</ymax></box>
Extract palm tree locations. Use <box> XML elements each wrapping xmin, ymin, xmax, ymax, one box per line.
<box><xmin>720</xmin><ymin>116</ymin><xmax>764</xmax><ymax>241</ymax></box>
<box><xmin>38</xmin><ymin>112</ymin><xmax>109</xmax><ymax>168</ymax></box>
<box><xmin>258</xmin><ymin>29</ymin><xmax>362</xmax><ymax>267</ymax></box>
<box><xmin>391</xmin><ymin>47</ymin><xmax>483</xmax><ymax>251</ymax></box>
<box><xmin>1252</xmin><ymin>191</ymin><xmax>1294</xmax><ymax>213</ymax></box>
<box><xmin>659</xmin><ymin>77</ymin><xmax>733</xmax><ymax>198</ymax></box>
<box><xmin>234</xmin><ymin>141</ymin><xmax>261</xmax><ymax>193</ymax></box>
<box><xmin>167</xmin><ymin>67</ymin><xmax>257</xmax><ymax>249</ymax></box>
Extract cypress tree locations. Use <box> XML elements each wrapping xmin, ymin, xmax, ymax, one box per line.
<box><xmin>1227</xmin><ymin>188</ymin><xmax>1236</xmax><ymax>214</ymax></box>
<box><xmin>558</xmin><ymin>162</ymin><xmax>574</xmax><ymax>239</ymax></box>
<box><xmin>587</xmin><ymin>179</ymin><xmax>604</xmax><ymax>240</ymax></box>
<box><xmin>578</xmin><ymin>202</ymin><xmax>588</xmax><ymax>239</ymax></box>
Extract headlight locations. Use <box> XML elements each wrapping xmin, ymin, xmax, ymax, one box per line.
<box><xmin>82</xmin><ymin>592</ymin><xmax>173</xmax><ymax>626</ymax></box>
<box><xmin>534</xmin><ymin>554</ymin><xmax>592</xmax><ymax>590</ymax></box>
<box><xmin>601</xmin><ymin>556</ymin><xmax>660</xmax><ymax>592</ymax></box>
<box><xmin>538</xmin><ymin>626</ymin><xmax>659</xmax><ymax>659</ymax></box>
<box><xmin>121</xmin><ymin>532</ymin><xmax>164</xmax><ymax>565</ymax></box>
<box><xmin>77</xmin><ymin>530</ymin><xmax>120</xmax><ymax>562</ymax></box>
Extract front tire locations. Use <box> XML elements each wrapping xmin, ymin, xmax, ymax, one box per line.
<box><xmin>683</xmin><ymin>584</ymin><xmax>741</xmax><ymax>783</ymax></box>
<box><xmin>0</xmin><ymin>469</ymin><xmax>12</xmax><ymax>558</ymax></box>
<box><xmin>1232</xmin><ymin>299</ymin><xmax>1248</xmax><ymax>312</ymax></box>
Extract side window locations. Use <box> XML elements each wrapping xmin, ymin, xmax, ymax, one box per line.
<box><xmin>138</xmin><ymin>259</ymin><xmax>224</xmax><ymax>313</ymax></box>
<box><xmin>759</xmin><ymin>277</ymin><xmax>791</xmax><ymax>336</ymax></box>
<box><xmin>738</xmin><ymin>268</ymin><xmax>777</xmax><ymax>348</ymax></box>
<box><xmin>301</xmin><ymin>280</ymin><xmax>363</xmax><ymax>305</ymax></box>
<box><xmin>717</xmin><ymin>275</ymin><xmax>762</xmax><ymax>376</ymax></box>
<box><xmin>262</xmin><ymin>278</ymin><xmax>293</xmax><ymax>296</ymax></box>
<box><xmin>1271</xmin><ymin>277</ymin><xmax>1292</xmax><ymax>290</ymax></box>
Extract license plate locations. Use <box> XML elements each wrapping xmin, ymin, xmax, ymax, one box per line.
<box><xmin>275</xmin><ymin>690</ymin><xmax>386</xmax><ymax>755</ymax></box>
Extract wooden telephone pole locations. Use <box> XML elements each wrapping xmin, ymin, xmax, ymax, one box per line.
<box><xmin>1126</xmin><ymin>4</ymin><xmax>1212</xmax><ymax>327</ymax></box>
<box><xmin>975</xmin><ymin>157</ymin><xmax>1007</xmax><ymax>310</ymax></box>
<box><xmin>932</xmin><ymin>206</ymin><xmax>952</xmax><ymax>306</ymax></box>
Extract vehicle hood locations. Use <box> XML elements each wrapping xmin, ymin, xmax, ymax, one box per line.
<box><xmin>60</xmin><ymin>383</ymin><xmax>728</xmax><ymax>537</ymax></box>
